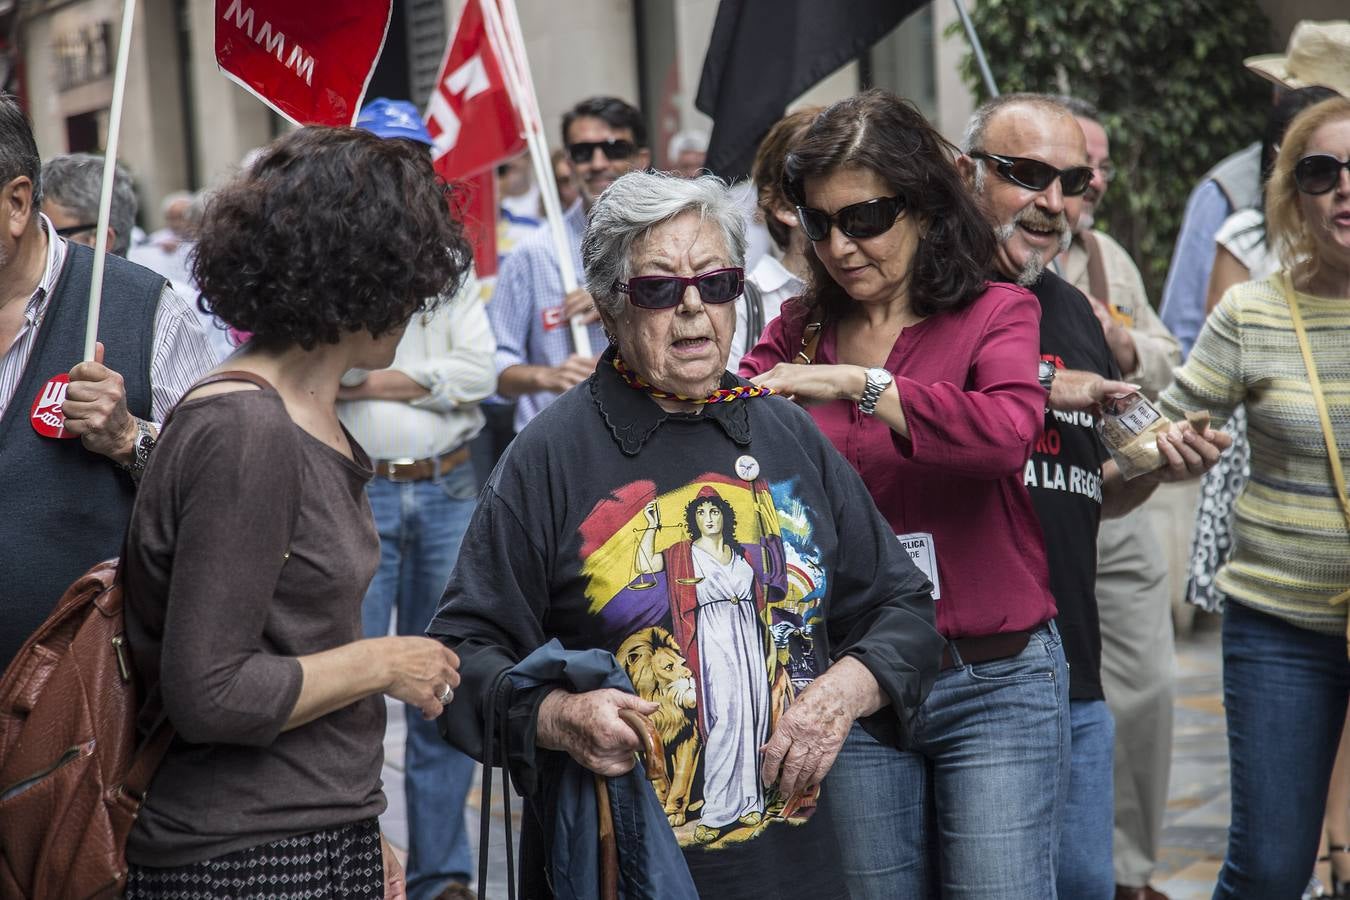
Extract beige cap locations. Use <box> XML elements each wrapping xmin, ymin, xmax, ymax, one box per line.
<box><xmin>1244</xmin><ymin>20</ymin><xmax>1350</xmax><ymax>97</ymax></box>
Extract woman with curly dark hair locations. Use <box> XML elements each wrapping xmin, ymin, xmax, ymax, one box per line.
<box><xmin>739</xmin><ymin>90</ymin><xmax>1066</xmax><ymax>898</ymax></box>
<box><xmin>119</xmin><ymin>126</ymin><xmax>473</xmax><ymax>899</ymax></box>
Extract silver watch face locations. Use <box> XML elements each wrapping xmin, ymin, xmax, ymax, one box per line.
<box><xmin>1038</xmin><ymin>360</ymin><xmax>1056</xmax><ymax>389</ymax></box>
<box><xmin>867</xmin><ymin>367</ymin><xmax>894</xmax><ymax>388</ymax></box>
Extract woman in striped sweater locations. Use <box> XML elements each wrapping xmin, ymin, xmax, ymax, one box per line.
<box><xmin>1159</xmin><ymin>95</ymin><xmax>1350</xmax><ymax>900</ymax></box>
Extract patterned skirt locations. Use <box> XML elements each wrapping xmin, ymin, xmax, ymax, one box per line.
<box><xmin>1185</xmin><ymin>405</ymin><xmax>1251</xmax><ymax>613</ymax></box>
<box><xmin>124</xmin><ymin>818</ymin><xmax>383</xmax><ymax>899</ymax></box>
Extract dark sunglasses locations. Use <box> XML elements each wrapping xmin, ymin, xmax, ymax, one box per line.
<box><xmin>1294</xmin><ymin>154</ymin><xmax>1350</xmax><ymax>195</ymax></box>
<box><xmin>796</xmin><ymin>195</ymin><xmax>906</xmax><ymax>242</ymax></box>
<box><xmin>55</xmin><ymin>223</ymin><xmax>98</xmax><ymax>238</ymax></box>
<box><xmin>566</xmin><ymin>138</ymin><xmax>637</xmax><ymax>165</ymax></box>
<box><xmin>970</xmin><ymin>151</ymin><xmax>1094</xmax><ymax>197</ymax></box>
<box><xmin>614</xmin><ymin>267</ymin><xmax>744</xmax><ymax>310</ymax></box>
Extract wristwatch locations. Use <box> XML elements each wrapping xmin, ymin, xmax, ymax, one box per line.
<box><xmin>1038</xmin><ymin>360</ymin><xmax>1057</xmax><ymax>394</ymax></box>
<box><xmin>858</xmin><ymin>367</ymin><xmax>894</xmax><ymax>417</ymax></box>
<box><xmin>123</xmin><ymin>418</ymin><xmax>157</xmax><ymax>484</ymax></box>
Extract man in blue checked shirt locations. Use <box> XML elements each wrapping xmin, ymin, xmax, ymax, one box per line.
<box><xmin>489</xmin><ymin>96</ymin><xmax>650</xmax><ymax>433</ymax></box>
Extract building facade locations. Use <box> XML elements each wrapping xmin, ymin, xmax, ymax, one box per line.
<box><xmin>8</xmin><ymin>0</ymin><xmax>1337</xmax><ymax>231</ymax></box>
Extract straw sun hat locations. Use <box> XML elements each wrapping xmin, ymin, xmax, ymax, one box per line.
<box><xmin>1244</xmin><ymin>20</ymin><xmax>1350</xmax><ymax>98</ymax></box>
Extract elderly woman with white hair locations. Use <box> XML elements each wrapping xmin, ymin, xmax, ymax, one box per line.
<box><xmin>429</xmin><ymin>170</ymin><xmax>942</xmax><ymax>897</ymax></box>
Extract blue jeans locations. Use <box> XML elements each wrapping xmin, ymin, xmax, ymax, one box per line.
<box><xmin>1212</xmin><ymin>600</ymin><xmax>1350</xmax><ymax>900</ymax></box>
<box><xmin>364</xmin><ymin>463</ymin><xmax>479</xmax><ymax>900</ymax></box>
<box><xmin>1057</xmin><ymin>699</ymin><xmax>1116</xmax><ymax>899</ymax></box>
<box><xmin>825</xmin><ymin>622</ymin><xmax>1070</xmax><ymax>899</ymax></box>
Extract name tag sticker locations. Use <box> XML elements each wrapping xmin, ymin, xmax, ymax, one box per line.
<box><xmin>896</xmin><ymin>531</ymin><xmax>941</xmax><ymax>600</ymax></box>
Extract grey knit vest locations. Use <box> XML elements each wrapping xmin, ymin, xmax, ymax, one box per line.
<box><xmin>0</xmin><ymin>242</ymin><xmax>162</xmax><ymax>669</ymax></box>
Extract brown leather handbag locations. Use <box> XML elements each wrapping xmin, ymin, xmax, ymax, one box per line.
<box><xmin>0</xmin><ymin>559</ymin><xmax>172</xmax><ymax>899</ymax></box>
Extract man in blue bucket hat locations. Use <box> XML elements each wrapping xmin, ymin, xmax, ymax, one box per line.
<box><xmin>342</xmin><ymin>97</ymin><xmax>496</xmax><ymax>900</ymax></box>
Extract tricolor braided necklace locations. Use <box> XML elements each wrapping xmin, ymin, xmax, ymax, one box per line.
<box><xmin>612</xmin><ymin>354</ymin><xmax>776</xmax><ymax>404</ymax></box>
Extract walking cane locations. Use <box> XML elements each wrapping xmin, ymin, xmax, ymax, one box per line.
<box><xmin>596</xmin><ymin>709</ymin><xmax>667</xmax><ymax>900</ymax></box>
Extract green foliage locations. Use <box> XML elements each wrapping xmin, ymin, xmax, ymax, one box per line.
<box><xmin>951</xmin><ymin>0</ymin><xmax>1274</xmax><ymax>303</ymax></box>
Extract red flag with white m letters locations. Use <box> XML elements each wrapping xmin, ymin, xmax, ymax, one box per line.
<box><xmin>214</xmin><ymin>0</ymin><xmax>392</xmax><ymax>126</ymax></box>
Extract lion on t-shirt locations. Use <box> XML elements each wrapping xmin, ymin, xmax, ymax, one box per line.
<box><xmin>618</xmin><ymin>626</ymin><xmax>701</xmax><ymax>826</ymax></box>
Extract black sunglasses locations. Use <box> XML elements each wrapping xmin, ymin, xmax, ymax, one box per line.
<box><xmin>566</xmin><ymin>138</ymin><xmax>637</xmax><ymax>165</ymax></box>
<box><xmin>1294</xmin><ymin>154</ymin><xmax>1350</xmax><ymax>195</ymax></box>
<box><xmin>55</xmin><ymin>223</ymin><xmax>98</xmax><ymax>238</ymax></box>
<box><xmin>971</xmin><ymin>151</ymin><xmax>1094</xmax><ymax>197</ymax></box>
<box><xmin>614</xmin><ymin>267</ymin><xmax>744</xmax><ymax>310</ymax></box>
<box><xmin>796</xmin><ymin>195</ymin><xmax>906</xmax><ymax>242</ymax></box>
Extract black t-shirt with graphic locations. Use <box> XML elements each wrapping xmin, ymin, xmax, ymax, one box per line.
<box><xmin>1023</xmin><ymin>271</ymin><xmax>1118</xmax><ymax>702</ymax></box>
<box><xmin>430</xmin><ymin>351</ymin><xmax>941</xmax><ymax>899</ymax></box>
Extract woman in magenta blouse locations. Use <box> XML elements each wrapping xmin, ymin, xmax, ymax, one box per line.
<box><xmin>740</xmin><ymin>90</ymin><xmax>1067</xmax><ymax>899</ymax></box>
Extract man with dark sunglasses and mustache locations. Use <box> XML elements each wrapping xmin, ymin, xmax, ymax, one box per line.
<box><xmin>488</xmin><ymin>96</ymin><xmax>650</xmax><ymax>435</ymax></box>
<box><xmin>958</xmin><ymin>93</ymin><xmax>1230</xmax><ymax>900</ymax></box>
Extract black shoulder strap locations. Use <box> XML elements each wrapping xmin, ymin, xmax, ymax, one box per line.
<box><xmin>743</xmin><ymin>279</ymin><xmax>765</xmax><ymax>355</ymax></box>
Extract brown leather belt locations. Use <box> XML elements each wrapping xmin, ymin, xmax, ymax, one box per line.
<box><xmin>940</xmin><ymin>630</ymin><xmax>1033</xmax><ymax>670</ymax></box>
<box><xmin>373</xmin><ymin>446</ymin><xmax>470</xmax><ymax>482</ymax></box>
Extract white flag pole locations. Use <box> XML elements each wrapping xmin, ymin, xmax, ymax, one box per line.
<box><xmin>484</xmin><ymin>0</ymin><xmax>592</xmax><ymax>356</ymax></box>
<box><xmin>83</xmin><ymin>0</ymin><xmax>138</xmax><ymax>362</ymax></box>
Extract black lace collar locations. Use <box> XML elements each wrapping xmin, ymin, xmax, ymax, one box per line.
<box><xmin>589</xmin><ymin>345</ymin><xmax>753</xmax><ymax>456</ymax></box>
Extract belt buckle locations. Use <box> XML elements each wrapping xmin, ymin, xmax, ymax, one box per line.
<box><xmin>384</xmin><ymin>457</ymin><xmax>419</xmax><ymax>482</ymax></box>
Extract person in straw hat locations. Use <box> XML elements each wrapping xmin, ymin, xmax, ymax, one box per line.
<box><xmin>1159</xmin><ymin>20</ymin><xmax>1349</xmax><ymax>357</ymax></box>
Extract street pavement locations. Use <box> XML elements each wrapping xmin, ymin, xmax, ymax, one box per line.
<box><xmin>1154</xmin><ymin>618</ymin><xmax>1229</xmax><ymax>899</ymax></box>
<box><xmin>379</xmin><ymin>618</ymin><xmax>1235</xmax><ymax>899</ymax></box>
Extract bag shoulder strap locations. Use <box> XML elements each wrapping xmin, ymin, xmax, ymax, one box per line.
<box><xmin>1080</xmin><ymin>230</ymin><xmax>1110</xmax><ymax>305</ymax></box>
<box><xmin>743</xmin><ymin>279</ymin><xmax>765</xmax><ymax>355</ymax></box>
<box><xmin>1281</xmin><ymin>273</ymin><xmax>1350</xmax><ymax>609</ymax></box>
<box><xmin>190</xmin><ymin>370</ymin><xmax>277</xmax><ymax>393</ymax></box>
<box><xmin>121</xmin><ymin>717</ymin><xmax>175</xmax><ymax>801</ymax></box>
<box><xmin>159</xmin><ymin>369</ymin><xmax>277</xmax><ymax>436</ymax></box>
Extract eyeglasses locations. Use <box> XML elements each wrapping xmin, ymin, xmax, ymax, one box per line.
<box><xmin>970</xmin><ymin>151</ymin><xmax>1094</xmax><ymax>197</ymax></box>
<box><xmin>566</xmin><ymin>138</ymin><xmax>637</xmax><ymax>165</ymax></box>
<box><xmin>1294</xmin><ymin>154</ymin><xmax>1350</xmax><ymax>195</ymax></box>
<box><xmin>55</xmin><ymin>223</ymin><xmax>98</xmax><ymax>238</ymax></box>
<box><xmin>614</xmin><ymin>267</ymin><xmax>744</xmax><ymax>310</ymax></box>
<box><xmin>795</xmin><ymin>196</ymin><xmax>906</xmax><ymax>242</ymax></box>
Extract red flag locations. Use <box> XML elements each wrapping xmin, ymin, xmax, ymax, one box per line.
<box><xmin>460</xmin><ymin>171</ymin><xmax>500</xmax><ymax>278</ymax></box>
<box><xmin>425</xmin><ymin>0</ymin><xmax>527</xmax><ymax>278</ymax></box>
<box><xmin>425</xmin><ymin>0</ymin><xmax>526</xmax><ymax>180</ymax></box>
<box><xmin>215</xmin><ymin>0</ymin><xmax>392</xmax><ymax>127</ymax></box>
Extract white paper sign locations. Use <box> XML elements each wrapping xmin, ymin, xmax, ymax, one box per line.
<box><xmin>896</xmin><ymin>532</ymin><xmax>941</xmax><ymax>600</ymax></box>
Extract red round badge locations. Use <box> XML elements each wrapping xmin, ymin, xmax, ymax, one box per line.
<box><xmin>30</xmin><ymin>374</ymin><xmax>76</xmax><ymax>439</ymax></box>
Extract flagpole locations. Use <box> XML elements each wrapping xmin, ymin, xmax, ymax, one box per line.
<box><xmin>83</xmin><ymin>0</ymin><xmax>138</xmax><ymax>361</ymax></box>
<box><xmin>486</xmin><ymin>0</ymin><xmax>592</xmax><ymax>356</ymax></box>
<box><xmin>952</xmin><ymin>0</ymin><xmax>999</xmax><ymax>98</ymax></box>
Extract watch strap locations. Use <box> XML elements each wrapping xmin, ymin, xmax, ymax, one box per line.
<box><xmin>858</xmin><ymin>367</ymin><xmax>891</xmax><ymax>416</ymax></box>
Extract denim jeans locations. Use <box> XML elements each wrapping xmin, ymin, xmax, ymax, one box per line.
<box><xmin>364</xmin><ymin>463</ymin><xmax>479</xmax><ymax>900</ymax></box>
<box><xmin>825</xmin><ymin>622</ymin><xmax>1070</xmax><ymax>899</ymax></box>
<box><xmin>1212</xmin><ymin>600</ymin><xmax>1350</xmax><ymax>900</ymax></box>
<box><xmin>1057</xmin><ymin>699</ymin><xmax>1116</xmax><ymax>899</ymax></box>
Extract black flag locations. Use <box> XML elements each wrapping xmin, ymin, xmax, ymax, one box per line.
<box><xmin>696</xmin><ymin>0</ymin><xmax>927</xmax><ymax>181</ymax></box>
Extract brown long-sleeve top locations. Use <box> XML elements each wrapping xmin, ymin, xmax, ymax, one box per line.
<box><xmin>122</xmin><ymin>388</ymin><xmax>384</xmax><ymax>866</ymax></box>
